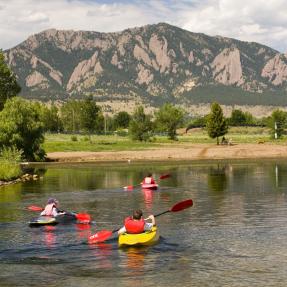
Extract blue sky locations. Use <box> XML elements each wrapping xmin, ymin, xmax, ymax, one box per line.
<box><xmin>1</xmin><ymin>0</ymin><xmax>287</xmax><ymax>52</ymax></box>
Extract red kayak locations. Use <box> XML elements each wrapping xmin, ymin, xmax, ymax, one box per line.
<box><xmin>141</xmin><ymin>183</ymin><xmax>158</xmax><ymax>190</ymax></box>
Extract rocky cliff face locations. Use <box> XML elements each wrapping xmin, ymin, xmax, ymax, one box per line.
<box><xmin>4</xmin><ymin>23</ymin><xmax>287</xmax><ymax>107</ymax></box>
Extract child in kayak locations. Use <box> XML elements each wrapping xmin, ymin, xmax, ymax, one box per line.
<box><xmin>118</xmin><ymin>209</ymin><xmax>155</xmax><ymax>235</ymax></box>
<box><xmin>40</xmin><ymin>198</ymin><xmax>64</xmax><ymax>217</ymax></box>
<box><xmin>142</xmin><ymin>173</ymin><xmax>156</xmax><ymax>185</ymax></box>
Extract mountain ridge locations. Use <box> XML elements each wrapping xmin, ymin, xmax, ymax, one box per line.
<box><xmin>4</xmin><ymin>22</ymin><xmax>287</xmax><ymax>115</ymax></box>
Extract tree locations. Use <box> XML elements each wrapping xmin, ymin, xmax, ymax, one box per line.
<box><xmin>39</xmin><ymin>104</ymin><xmax>63</xmax><ymax>132</ymax></box>
<box><xmin>206</xmin><ymin>102</ymin><xmax>228</xmax><ymax>145</ymax></box>
<box><xmin>114</xmin><ymin>111</ymin><xmax>131</xmax><ymax>129</ymax></box>
<box><xmin>0</xmin><ymin>97</ymin><xmax>45</xmax><ymax>161</ymax></box>
<box><xmin>129</xmin><ymin>106</ymin><xmax>153</xmax><ymax>141</ymax></box>
<box><xmin>0</xmin><ymin>50</ymin><xmax>21</xmax><ymax>110</ymax></box>
<box><xmin>79</xmin><ymin>96</ymin><xmax>101</xmax><ymax>137</ymax></box>
<box><xmin>154</xmin><ymin>103</ymin><xmax>185</xmax><ymax>140</ymax></box>
<box><xmin>269</xmin><ymin>109</ymin><xmax>287</xmax><ymax>139</ymax></box>
<box><xmin>229</xmin><ymin>109</ymin><xmax>255</xmax><ymax>126</ymax></box>
<box><xmin>60</xmin><ymin>100</ymin><xmax>82</xmax><ymax>133</ymax></box>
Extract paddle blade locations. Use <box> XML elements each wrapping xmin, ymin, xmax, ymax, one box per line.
<box><xmin>76</xmin><ymin>213</ymin><xmax>91</xmax><ymax>224</ymax></box>
<box><xmin>170</xmin><ymin>199</ymin><xmax>193</xmax><ymax>212</ymax></box>
<box><xmin>159</xmin><ymin>174</ymin><xmax>171</xmax><ymax>180</ymax></box>
<box><xmin>28</xmin><ymin>205</ymin><xmax>44</xmax><ymax>211</ymax></box>
<box><xmin>123</xmin><ymin>185</ymin><xmax>134</xmax><ymax>190</ymax></box>
<box><xmin>88</xmin><ymin>230</ymin><xmax>113</xmax><ymax>243</ymax></box>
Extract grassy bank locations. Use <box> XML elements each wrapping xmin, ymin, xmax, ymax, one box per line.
<box><xmin>43</xmin><ymin>127</ymin><xmax>283</xmax><ymax>153</ymax></box>
<box><xmin>0</xmin><ymin>160</ymin><xmax>22</xmax><ymax>181</ymax></box>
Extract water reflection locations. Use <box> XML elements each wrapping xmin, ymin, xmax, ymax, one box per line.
<box><xmin>2</xmin><ymin>160</ymin><xmax>287</xmax><ymax>286</ymax></box>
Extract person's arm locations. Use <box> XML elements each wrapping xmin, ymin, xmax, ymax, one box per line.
<box><xmin>145</xmin><ymin>215</ymin><xmax>155</xmax><ymax>226</ymax></box>
<box><xmin>117</xmin><ymin>226</ymin><xmax>126</xmax><ymax>235</ymax></box>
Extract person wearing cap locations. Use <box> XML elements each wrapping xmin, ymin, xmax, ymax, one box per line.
<box><xmin>117</xmin><ymin>209</ymin><xmax>155</xmax><ymax>235</ymax></box>
<box><xmin>40</xmin><ymin>198</ymin><xmax>63</xmax><ymax>217</ymax></box>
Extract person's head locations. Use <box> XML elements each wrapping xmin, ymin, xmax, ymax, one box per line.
<box><xmin>132</xmin><ymin>209</ymin><xmax>143</xmax><ymax>220</ymax></box>
<box><xmin>147</xmin><ymin>173</ymin><xmax>152</xmax><ymax>177</ymax></box>
<box><xmin>47</xmin><ymin>198</ymin><xmax>59</xmax><ymax>206</ymax></box>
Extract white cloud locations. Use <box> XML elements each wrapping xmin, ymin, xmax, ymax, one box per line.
<box><xmin>0</xmin><ymin>0</ymin><xmax>286</xmax><ymax>52</ymax></box>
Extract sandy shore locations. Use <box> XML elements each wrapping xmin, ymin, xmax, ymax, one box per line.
<box><xmin>46</xmin><ymin>143</ymin><xmax>287</xmax><ymax>162</ymax></box>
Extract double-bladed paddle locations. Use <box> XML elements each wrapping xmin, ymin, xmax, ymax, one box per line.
<box><xmin>88</xmin><ymin>198</ymin><xmax>193</xmax><ymax>243</ymax></box>
<box><xmin>123</xmin><ymin>173</ymin><xmax>171</xmax><ymax>190</ymax></box>
<box><xmin>27</xmin><ymin>205</ymin><xmax>91</xmax><ymax>223</ymax></box>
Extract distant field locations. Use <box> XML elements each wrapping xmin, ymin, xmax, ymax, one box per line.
<box><xmin>43</xmin><ymin>127</ymin><xmax>283</xmax><ymax>153</ymax></box>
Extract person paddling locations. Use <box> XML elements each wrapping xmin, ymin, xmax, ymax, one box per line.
<box><xmin>40</xmin><ymin>198</ymin><xmax>64</xmax><ymax>217</ymax></box>
<box><xmin>142</xmin><ymin>173</ymin><xmax>156</xmax><ymax>185</ymax></box>
<box><xmin>118</xmin><ymin>209</ymin><xmax>156</xmax><ymax>235</ymax></box>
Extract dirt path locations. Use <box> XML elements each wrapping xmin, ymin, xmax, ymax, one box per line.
<box><xmin>46</xmin><ymin>143</ymin><xmax>287</xmax><ymax>162</ymax></box>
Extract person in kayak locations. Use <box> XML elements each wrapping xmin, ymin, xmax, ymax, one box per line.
<box><xmin>142</xmin><ymin>173</ymin><xmax>156</xmax><ymax>185</ymax></box>
<box><xmin>40</xmin><ymin>198</ymin><xmax>64</xmax><ymax>217</ymax></box>
<box><xmin>118</xmin><ymin>209</ymin><xmax>156</xmax><ymax>235</ymax></box>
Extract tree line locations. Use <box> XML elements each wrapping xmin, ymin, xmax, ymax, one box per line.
<box><xmin>1</xmin><ymin>50</ymin><xmax>287</xmax><ymax>162</ymax></box>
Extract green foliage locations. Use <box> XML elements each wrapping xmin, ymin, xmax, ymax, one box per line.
<box><xmin>154</xmin><ymin>103</ymin><xmax>185</xmax><ymax>140</ymax></box>
<box><xmin>80</xmin><ymin>95</ymin><xmax>101</xmax><ymax>135</ymax></box>
<box><xmin>129</xmin><ymin>106</ymin><xmax>153</xmax><ymax>141</ymax></box>
<box><xmin>0</xmin><ymin>161</ymin><xmax>22</xmax><ymax>181</ymax></box>
<box><xmin>60</xmin><ymin>100</ymin><xmax>82</xmax><ymax>133</ymax></box>
<box><xmin>41</xmin><ymin>104</ymin><xmax>63</xmax><ymax>132</ymax></box>
<box><xmin>0</xmin><ymin>97</ymin><xmax>45</xmax><ymax>161</ymax></box>
<box><xmin>228</xmin><ymin>109</ymin><xmax>255</xmax><ymax>126</ymax></box>
<box><xmin>113</xmin><ymin>111</ymin><xmax>131</xmax><ymax>129</ymax></box>
<box><xmin>0</xmin><ymin>145</ymin><xmax>23</xmax><ymax>162</ymax></box>
<box><xmin>186</xmin><ymin>116</ymin><xmax>207</xmax><ymax>131</ymax></box>
<box><xmin>206</xmin><ymin>102</ymin><xmax>228</xmax><ymax>144</ymax></box>
<box><xmin>268</xmin><ymin>109</ymin><xmax>287</xmax><ymax>139</ymax></box>
<box><xmin>0</xmin><ymin>50</ymin><xmax>21</xmax><ymax>110</ymax></box>
<box><xmin>71</xmin><ymin>135</ymin><xmax>78</xmax><ymax>142</ymax></box>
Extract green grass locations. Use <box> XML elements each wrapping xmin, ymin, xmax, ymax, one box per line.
<box><xmin>0</xmin><ymin>161</ymin><xmax>22</xmax><ymax>181</ymax></box>
<box><xmin>43</xmin><ymin>127</ymin><xmax>286</xmax><ymax>153</ymax></box>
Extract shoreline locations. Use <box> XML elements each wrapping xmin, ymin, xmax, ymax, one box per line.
<box><xmin>46</xmin><ymin>143</ymin><xmax>287</xmax><ymax>163</ymax></box>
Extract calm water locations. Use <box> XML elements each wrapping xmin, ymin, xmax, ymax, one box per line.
<box><xmin>1</xmin><ymin>160</ymin><xmax>287</xmax><ymax>287</ymax></box>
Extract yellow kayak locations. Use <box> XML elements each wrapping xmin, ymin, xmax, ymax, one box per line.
<box><xmin>118</xmin><ymin>226</ymin><xmax>159</xmax><ymax>247</ymax></box>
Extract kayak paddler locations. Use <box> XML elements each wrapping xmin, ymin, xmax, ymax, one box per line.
<box><xmin>142</xmin><ymin>173</ymin><xmax>156</xmax><ymax>185</ymax></box>
<box><xmin>118</xmin><ymin>209</ymin><xmax>156</xmax><ymax>235</ymax></box>
<box><xmin>40</xmin><ymin>198</ymin><xmax>65</xmax><ymax>217</ymax></box>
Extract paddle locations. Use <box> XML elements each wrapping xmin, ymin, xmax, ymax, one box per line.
<box><xmin>123</xmin><ymin>173</ymin><xmax>171</xmax><ymax>190</ymax></box>
<box><xmin>88</xmin><ymin>198</ymin><xmax>193</xmax><ymax>243</ymax></box>
<box><xmin>27</xmin><ymin>205</ymin><xmax>91</xmax><ymax>223</ymax></box>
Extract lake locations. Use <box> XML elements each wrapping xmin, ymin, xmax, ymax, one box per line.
<box><xmin>1</xmin><ymin>159</ymin><xmax>287</xmax><ymax>287</ymax></box>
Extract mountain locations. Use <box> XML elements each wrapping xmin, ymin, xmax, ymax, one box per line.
<box><xmin>4</xmin><ymin>23</ymin><xmax>287</xmax><ymax>114</ymax></box>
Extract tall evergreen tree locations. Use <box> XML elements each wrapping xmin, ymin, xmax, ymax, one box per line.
<box><xmin>206</xmin><ymin>102</ymin><xmax>228</xmax><ymax>145</ymax></box>
<box><xmin>0</xmin><ymin>50</ymin><xmax>21</xmax><ymax>110</ymax></box>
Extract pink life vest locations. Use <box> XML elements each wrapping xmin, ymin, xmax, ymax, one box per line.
<box><xmin>143</xmin><ymin>177</ymin><xmax>155</xmax><ymax>184</ymax></box>
<box><xmin>124</xmin><ymin>217</ymin><xmax>145</xmax><ymax>234</ymax></box>
<box><xmin>41</xmin><ymin>203</ymin><xmax>56</xmax><ymax>216</ymax></box>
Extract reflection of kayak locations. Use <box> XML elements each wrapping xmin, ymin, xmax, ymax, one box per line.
<box><xmin>28</xmin><ymin>213</ymin><xmax>77</xmax><ymax>227</ymax></box>
<box><xmin>118</xmin><ymin>226</ymin><xmax>159</xmax><ymax>247</ymax></box>
<box><xmin>29</xmin><ymin>216</ymin><xmax>58</xmax><ymax>227</ymax></box>
<box><xmin>141</xmin><ymin>183</ymin><xmax>158</xmax><ymax>190</ymax></box>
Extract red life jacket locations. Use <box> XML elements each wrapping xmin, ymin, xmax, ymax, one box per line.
<box><xmin>124</xmin><ymin>217</ymin><xmax>145</xmax><ymax>234</ymax></box>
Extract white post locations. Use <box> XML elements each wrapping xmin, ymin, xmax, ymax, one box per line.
<box><xmin>274</xmin><ymin>121</ymin><xmax>277</xmax><ymax>139</ymax></box>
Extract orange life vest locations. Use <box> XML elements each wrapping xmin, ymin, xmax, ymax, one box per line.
<box><xmin>124</xmin><ymin>217</ymin><xmax>145</xmax><ymax>234</ymax></box>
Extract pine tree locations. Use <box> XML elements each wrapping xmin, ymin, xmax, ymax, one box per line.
<box><xmin>206</xmin><ymin>102</ymin><xmax>228</xmax><ymax>145</ymax></box>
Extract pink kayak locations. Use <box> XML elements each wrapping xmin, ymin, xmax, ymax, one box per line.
<box><xmin>141</xmin><ymin>183</ymin><xmax>158</xmax><ymax>190</ymax></box>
